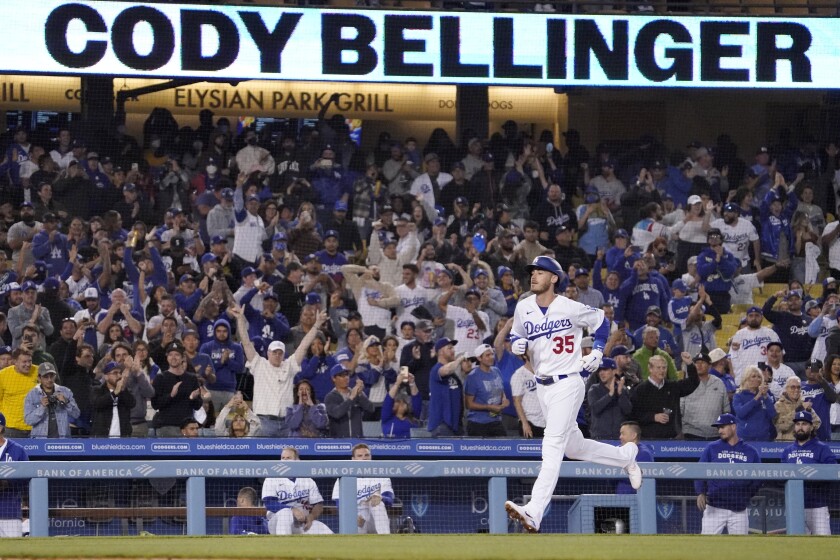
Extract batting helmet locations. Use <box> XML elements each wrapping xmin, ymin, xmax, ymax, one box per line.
<box><xmin>525</xmin><ymin>256</ymin><xmax>569</xmax><ymax>292</ymax></box>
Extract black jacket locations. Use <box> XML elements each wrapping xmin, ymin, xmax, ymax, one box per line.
<box><xmin>631</xmin><ymin>366</ymin><xmax>700</xmax><ymax>439</ymax></box>
<box><xmin>90</xmin><ymin>383</ymin><xmax>137</xmax><ymax>437</ymax></box>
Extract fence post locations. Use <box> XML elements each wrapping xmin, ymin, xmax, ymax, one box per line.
<box><xmin>784</xmin><ymin>479</ymin><xmax>805</xmax><ymax>535</ymax></box>
<box><xmin>637</xmin><ymin>478</ymin><xmax>657</xmax><ymax>534</ymax></box>
<box><xmin>338</xmin><ymin>476</ymin><xmax>358</xmax><ymax>535</ymax></box>
<box><xmin>186</xmin><ymin>476</ymin><xmax>206</xmax><ymax>536</ymax></box>
<box><xmin>487</xmin><ymin>477</ymin><xmax>507</xmax><ymax>534</ymax></box>
<box><xmin>29</xmin><ymin>478</ymin><xmax>49</xmax><ymax>537</ymax></box>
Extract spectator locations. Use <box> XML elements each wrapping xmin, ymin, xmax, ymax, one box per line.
<box><xmin>552</xmin><ymin>225</ymin><xmax>590</xmax><ymax>272</ymax></box>
<box><xmin>233</xmin><ymin>305</ymin><xmax>327</xmax><ymax>438</ymax></box>
<box><xmin>762</xmin><ymin>289</ymin><xmax>813</xmax><ymax>379</ymax></box>
<box><xmin>759</xmin><ymin>174</ymin><xmax>797</xmax><ymax>274</ymax></box>
<box><xmin>696</xmin><ymin>227</ymin><xmax>740</xmax><ymax>314</ymax></box>
<box><xmin>774</xmin><ymin>377</ymin><xmax>822</xmax><ymax>441</ymax></box>
<box><xmin>695</xmin><ymin>413</ymin><xmax>761</xmax><ymax>535</ymax></box>
<box><xmin>23</xmin><ymin>362</ymin><xmax>79</xmax><ymax>438</ymax></box>
<box><xmin>615</xmin><ymin>421</ymin><xmax>655</xmax><ymax>495</ymax></box>
<box><xmin>284</xmin><ymin>380</ymin><xmax>328</xmax><ymax>438</ymax></box>
<box><xmin>150</xmin><ymin>342</ymin><xmax>203</xmax><ymax>437</ymax></box>
<box><xmin>781</xmin><ymin>410</ymin><xmax>837</xmax><ymax>535</ymax></box>
<box><xmin>801</xmin><ymin>359</ymin><xmax>838</xmax><ymax>441</ymax></box>
<box><xmin>632</xmin><ymin>327</ymin><xmax>678</xmax><ymax>382</ymax></box>
<box><xmin>680</xmin><ymin>352</ymin><xmax>730</xmax><ymax>440</ymax></box>
<box><xmin>206</xmin><ymin>187</ymin><xmax>236</xmax><ymax>245</ymax></box>
<box><xmin>572</xmin><ymin>269</ymin><xmax>604</xmax><ymax>309</ymax></box>
<box><xmin>341</xmin><ymin>265</ymin><xmax>399</xmax><ymax>340</ymax></box>
<box><xmin>0</xmin><ymin>412</ymin><xmax>28</xmax><ymax>538</ymax></box>
<box><xmin>400</xmin><ymin>319</ymin><xmax>436</xmax><ymax>404</ymax></box>
<box><xmin>0</xmin><ymin>348</ymin><xmax>38</xmax><ymax>437</ymax></box>
<box><xmin>732</xmin><ymin>365</ymin><xmax>777</xmax><ymax>441</ymax></box>
<box><xmin>199</xmin><ymin>318</ymin><xmax>245</xmax><ymax>412</ymax></box>
<box><xmin>729</xmin><ymin>306</ymin><xmax>780</xmax><ymax>384</ymax></box>
<box><xmin>232</xmin><ymin>175</ymin><xmax>268</xmax><ymax>268</ymax></box>
<box><xmin>631</xmin><ymin>306</ymin><xmax>678</xmax><ymax>357</ymax></box>
<box><xmin>325</xmin><ymin>363</ymin><xmax>373</xmax><ymax>438</ymax></box>
<box><xmin>7</xmin><ymin>281</ymin><xmax>53</xmax><ymax>349</ymax></box>
<box><xmin>464</xmin><ymin>344</ymin><xmax>509</xmax><ymax>437</ymax></box>
<box><xmin>630</xmin><ymin>354</ymin><xmax>699</xmax><ymax>439</ymax></box>
<box><xmin>576</xmin><ymin>188</ymin><xmax>616</xmax><ymax>257</ymax></box>
<box><xmin>230</xmin><ymin>487</ymin><xmax>268</xmax><ymax>535</ymax></box>
<box><xmin>214</xmin><ymin>392</ymin><xmax>261</xmax><ymax>438</ymax></box>
<box><xmin>381</xmin><ymin>370</ymin><xmax>421</xmax><ymax>438</ymax></box>
<box><xmin>708</xmin><ymin>348</ymin><xmax>738</xmax><ymax>402</ymax></box>
<box><xmin>510</xmin><ymin>356</ymin><xmax>545</xmax><ymax>439</ymax></box>
<box><xmin>427</xmin><ymin>337</ymin><xmax>466</xmax><ymax>437</ymax></box>
<box><xmin>709</xmin><ymin>202</ymin><xmax>761</xmax><ymax>272</ymax></box>
<box><xmin>617</xmin><ymin>259</ymin><xmax>668</xmax><ymax>331</ymax></box>
<box><xmin>587</xmin><ymin>358</ymin><xmax>631</xmax><ymax>440</ymax></box>
<box><xmin>764</xmin><ymin>341</ymin><xmax>797</xmax><ymax>390</ymax></box>
<box><xmin>679</xmin><ymin>287</ymin><xmax>722</xmax><ymax>358</ymax></box>
<box><xmin>90</xmin><ymin>361</ymin><xmax>136</xmax><ymax>437</ymax></box>
<box><xmin>180</xmin><ymin>417</ymin><xmax>200</xmax><ymax>437</ymax></box>
<box><xmin>672</xmin><ymin>194</ymin><xmax>712</xmax><ymax>273</ymax></box>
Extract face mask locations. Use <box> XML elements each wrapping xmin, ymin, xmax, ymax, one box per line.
<box><xmin>206</xmin><ymin>165</ymin><xmax>217</xmax><ymax>175</ymax></box>
<box><xmin>150</xmin><ymin>139</ymin><xmax>161</xmax><ymax>149</ymax></box>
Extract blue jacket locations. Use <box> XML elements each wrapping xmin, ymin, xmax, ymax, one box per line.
<box><xmin>617</xmin><ymin>270</ymin><xmax>669</xmax><ymax>330</ymax></box>
<box><xmin>605</xmin><ymin>246</ymin><xmax>640</xmax><ymax>282</ymax></box>
<box><xmin>592</xmin><ymin>258</ymin><xmax>621</xmax><ymax>308</ymax></box>
<box><xmin>694</xmin><ymin>439</ymin><xmax>761</xmax><ymax>511</ymax></box>
<box><xmin>781</xmin><ymin>438</ymin><xmax>838</xmax><ymax>508</ymax></box>
<box><xmin>427</xmin><ymin>362</ymin><xmax>463</xmax><ymax>433</ymax></box>
<box><xmin>199</xmin><ymin>318</ymin><xmax>245</xmax><ymax>393</ymax></box>
<box><xmin>0</xmin><ymin>437</ymin><xmax>28</xmax><ymax>518</ymax></box>
<box><xmin>381</xmin><ymin>392</ymin><xmax>423</xmax><ymax>438</ymax></box>
<box><xmin>732</xmin><ymin>390</ymin><xmax>776</xmax><ymax>441</ymax></box>
<box><xmin>759</xmin><ymin>188</ymin><xmax>797</xmax><ymax>260</ymax></box>
<box><xmin>23</xmin><ymin>384</ymin><xmax>81</xmax><ymax>438</ymax></box>
<box><xmin>696</xmin><ymin>246</ymin><xmax>739</xmax><ymax>293</ymax></box>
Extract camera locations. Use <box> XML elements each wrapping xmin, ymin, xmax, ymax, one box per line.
<box><xmin>23</xmin><ymin>334</ymin><xmax>34</xmax><ymax>344</ymax></box>
<box><xmin>47</xmin><ymin>394</ymin><xmax>59</xmax><ymax>405</ymax></box>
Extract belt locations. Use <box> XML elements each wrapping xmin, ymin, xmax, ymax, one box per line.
<box><xmin>535</xmin><ymin>374</ymin><xmax>574</xmax><ymax>386</ymax></box>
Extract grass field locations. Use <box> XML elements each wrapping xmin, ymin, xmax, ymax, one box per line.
<box><xmin>1</xmin><ymin>534</ymin><xmax>838</xmax><ymax>560</ymax></box>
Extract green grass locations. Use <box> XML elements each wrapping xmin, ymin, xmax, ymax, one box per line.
<box><xmin>0</xmin><ymin>535</ymin><xmax>838</xmax><ymax>560</ymax></box>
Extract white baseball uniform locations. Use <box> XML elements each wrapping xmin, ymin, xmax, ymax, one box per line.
<box><xmin>510</xmin><ymin>293</ymin><xmax>636</xmax><ymax>527</ymax></box>
<box><xmin>729</xmin><ymin>326</ymin><xmax>780</xmax><ymax>384</ymax></box>
<box><xmin>262</xmin><ymin>477</ymin><xmax>333</xmax><ymax>535</ymax></box>
<box><xmin>331</xmin><ymin>477</ymin><xmax>394</xmax><ymax>534</ymax></box>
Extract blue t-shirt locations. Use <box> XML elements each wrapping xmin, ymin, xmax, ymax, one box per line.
<box><xmin>496</xmin><ymin>351</ymin><xmax>524</xmax><ymax>417</ymax></box>
<box><xmin>464</xmin><ymin>366</ymin><xmax>506</xmax><ymax>424</ymax></box>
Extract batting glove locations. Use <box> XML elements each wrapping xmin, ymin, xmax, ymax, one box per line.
<box><xmin>580</xmin><ymin>349</ymin><xmax>603</xmax><ymax>373</ymax></box>
<box><xmin>511</xmin><ymin>338</ymin><xmax>528</xmax><ymax>355</ymax></box>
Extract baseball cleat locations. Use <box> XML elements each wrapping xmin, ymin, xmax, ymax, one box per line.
<box><xmin>505</xmin><ymin>501</ymin><xmax>539</xmax><ymax>533</ymax></box>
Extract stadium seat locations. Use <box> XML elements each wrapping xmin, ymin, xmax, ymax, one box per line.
<box><xmin>363</xmin><ymin>420</ymin><xmax>382</xmax><ymax>437</ymax></box>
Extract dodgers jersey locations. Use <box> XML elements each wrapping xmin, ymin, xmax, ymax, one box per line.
<box><xmin>331</xmin><ymin>478</ymin><xmax>395</xmax><ymax>505</ymax></box>
<box><xmin>730</xmin><ymin>326</ymin><xmax>780</xmax><ymax>384</ymax></box>
<box><xmin>512</xmin><ymin>294</ymin><xmax>606</xmax><ymax>378</ymax></box>
<box><xmin>781</xmin><ymin>438</ymin><xmax>837</xmax><ymax>508</ymax></box>
<box><xmin>261</xmin><ymin>477</ymin><xmax>323</xmax><ymax>511</ymax></box>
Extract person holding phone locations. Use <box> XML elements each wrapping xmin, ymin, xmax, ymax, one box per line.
<box><xmin>732</xmin><ymin>365</ymin><xmax>777</xmax><ymax>441</ymax></box>
<box><xmin>380</xmin><ymin>367</ymin><xmax>422</xmax><ymax>438</ymax></box>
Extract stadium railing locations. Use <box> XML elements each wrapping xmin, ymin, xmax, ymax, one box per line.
<box><xmin>3</xmin><ymin>459</ymin><xmax>835</xmax><ymax>536</ymax></box>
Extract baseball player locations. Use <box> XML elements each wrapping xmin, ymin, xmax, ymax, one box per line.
<box><xmin>331</xmin><ymin>443</ymin><xmax>395</xmax><ymax>534</ymax></box>
<box><xmin>695</xmin><ymin>413</ymin><xmax>761</xmax><ymax>535</ymax></box>
<box><xmin>781</xmin><ymin>410</ymin><xmax>837</xmax><ymax>535</ymax></box>
<box><xmin>262</xmin><ymin>447</ymin><xmax>333</xmax><ymax>535</ymax></box>
<box><xmin>504</xmin><ymin>256</ymin><xmax>641</xmax><ymax>533</ymax></box>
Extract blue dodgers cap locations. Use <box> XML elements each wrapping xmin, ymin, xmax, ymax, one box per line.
<box><xmin>273</xmin><ymin>231</ymin><xmax>288</xmax><ymax>242</ymax></box>
<box><xmin>334</xmin><ymin>200</ymin><xmax>348</xmax><ymax>211</ymax></box>
<box><xmin>672</xmin><ymin>279</ymin><xmax>688</xmax><ymax>292</ymax></box>
<box><xmin>598</xmin><ymin>357</ymin><xmax>617</xmax><ymax>370</ymax></box>
<box><xmin>43</xmin><ymin>277</ymin><xmax>60</xmax><ymax>291</ymax></box>
<box><xmin>471</xmin><ymin>268</ymin><xmax>488</xmax><ymax>279</ymax></box>
<box><xmin>614</xmin><ymin>228</ymin><xmax>629</xmax><ymax>239</ymax></box>
<box><xmin>610</xmin><ymin>345</ymin><xmax>632</xmax><ymax>358</ymax></box>
<box><xmin>794</xmin><ymin>410</ymin><xmax>814</xmax><ymax>423</ymax></box>
<box><xmin>201</xmin><ymin>253</ymin><xmax>217</xmax><ymax>265</ymax></box>
<box><xmin>20</xmin><ymin>280</ymin><xmax>37</xmax><ymax>292</ymax></box>
<box><xmin>434</xmin><ymin>337</ymin><xmax>458</xmax><ymax>352</ymax></box>
<box><xmin>324</xmin><ymin>229</ymin><xmax>339</xmax><ymax>240</ymax></box>
<box><xmin>7</xmin><ymin>282</ymin><xmax>21</xmax><ymax>293</ymax></box>
<box><xmin>240</xmin><ymin>266</ymin><xmax>256</xmax><ymax>278</ymax></box>
<box><xmin>102</xmin><ymin>361</ymin><xmax>121</xmax><ymax>374</ymax></box>
<box><xmin>711</xmin><ymin>413</ymin><xmax>737</xmax><ymax>427</ymax></box>
<box><xmin>220</xmin><ymin>188</ymin><xmax>234</xmax><ymax>200</ymax></box>
<box><xmin>329</xmin><ymin>363</ymin><xmax>351</xmax><ymax>378</ymax></box>
<box><xmin>723</xmin><ymin>202</ymin><xmax>741</xmax><ymax>213</ymax></box>
<box><xmin>0</xmin><ymin>411</ymin><xmax>5</xmax><ymax>427</ymax></box>
<box><xmin>746</xmin><ymin>306</ymin><xmax>763</xmax><ymax>315</ymax></box>
<box><xmin>211</xmin><ymin>235</ymin><xmax>227</xmax><ymax>245</ymax></box>
<box><xmin>0</xmin><ymin>345</ymin><xmax>11</xmax><ymax>356</ymax></box>
<box><xmin>179</xmin><ymin>274</ymin><xmax>195</xmax><ymax>284</ymax></box>
<box><xmin>497</xmin><ymin>266</ymin><xmax>513</xmax><ymax>277</ymax></box>
<box><xmin>305</xmin><ymin>292</ymin><xmax>321</xmax><ymax>305</ymax></box>
<box><xmin>575</xmin><ymin>268</ymin><xmax>589</xmax><ymax>278</ymax></box>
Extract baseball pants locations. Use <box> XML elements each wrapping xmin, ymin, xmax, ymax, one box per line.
<box><xmin>358</xmin><ymin>503</ymin><xmax>390</xmax><ymax>534</ymax></box>
<box><xmin>701</xmin><ymin>505</ymin><xmax>749</xmax><ymax>535</ymax></box>
<box><xmin>523</xmin><ymin>374</ymin><xmax>635</xmax><ymax>526</ymax></box>
<box><xmin>805</xmin><ymin>506</ymin><xmax>831</xmax><ymax>535</ymax></box>
<box><xmin>269</xmin><ymin>509</ymin><xmax>333</xmax><ymax>535</ymax></box>
<box><xmin>0</xmin><ymin>519</ymin><xmax>22</xmax><ymax>538</ymax></box>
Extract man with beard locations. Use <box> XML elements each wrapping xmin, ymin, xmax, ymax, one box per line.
<box><xmin>762</xmin><ymin>288</ymin><xmax>814</xmax><ymax>379</ymax></box>
<box><xmin>151</xmin><ymin>342</ymin><xmax>203</xmax><ymax>437</ymax></box>
<box><xmin>729</xmin><ymin>306</ymin><xmax>780</xmax><ymax>384</ymax></box>
<box><xmin>696</xmin><ymin>228</ymin><xmax>740</xmax><ymax>314</ymax></box>
<box><xmin>532</xmin><ymin>183</ymin><xmax>577</xmax><ymax>243</ymax></box>
<box><xmin>781</xmin><ymin>410</ymin><xmax>837</xmax><ymax>535</ymax></box>
<box><xmin>52</xmin><ymin>161</ymin><xmax>94</xmax><ymax>220</ymax></box>
<box><xmin>631</xmin><ymin>202</ymin><xmax>671</xmax><ymax>253</ymax></box>
<box><xmin>7</xmin><ymin>202</ymin><xmax>41</xmax><ymax>270</ymax></box>
<box><xmin>325</xmin><ymin>200</ymin><xmax>362</xmax><ymax>257</ymax></box>
<box><xmin>709</xmin><ymin>202</ymin><xmax>761</xmax><ymax>272</ymax></box>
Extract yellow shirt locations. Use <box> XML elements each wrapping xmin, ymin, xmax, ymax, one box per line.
<box><xmin>0</xmin><ymin>364</ymin><xmax>39</xmax><ymax>430</ymax></box>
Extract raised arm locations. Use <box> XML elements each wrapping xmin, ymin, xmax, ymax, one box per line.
<box><xmin>292</xmin><ymin>311</ymin><xmax>329</xmax><ymax>367</ymax></box>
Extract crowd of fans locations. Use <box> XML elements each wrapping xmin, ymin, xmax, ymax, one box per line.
<box><xmin>0</xmin><ymin>96</ymin><xmax>839</xmax><ymax>442</ymax></box>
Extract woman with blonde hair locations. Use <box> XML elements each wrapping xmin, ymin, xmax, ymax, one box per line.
<box><xmin>774</xmin><ymin>376</ymin><xmax>821</xmax><ymax>441</ymax></box>
<box><xmin>731</xmin><ymin>365</ymin><xmax>776</xmax><ymax>441</ymax></box>
<box><xmin>214</xmin><ymin>392</ymin><xmax>261</xmax><ymax>437</ymax></box>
